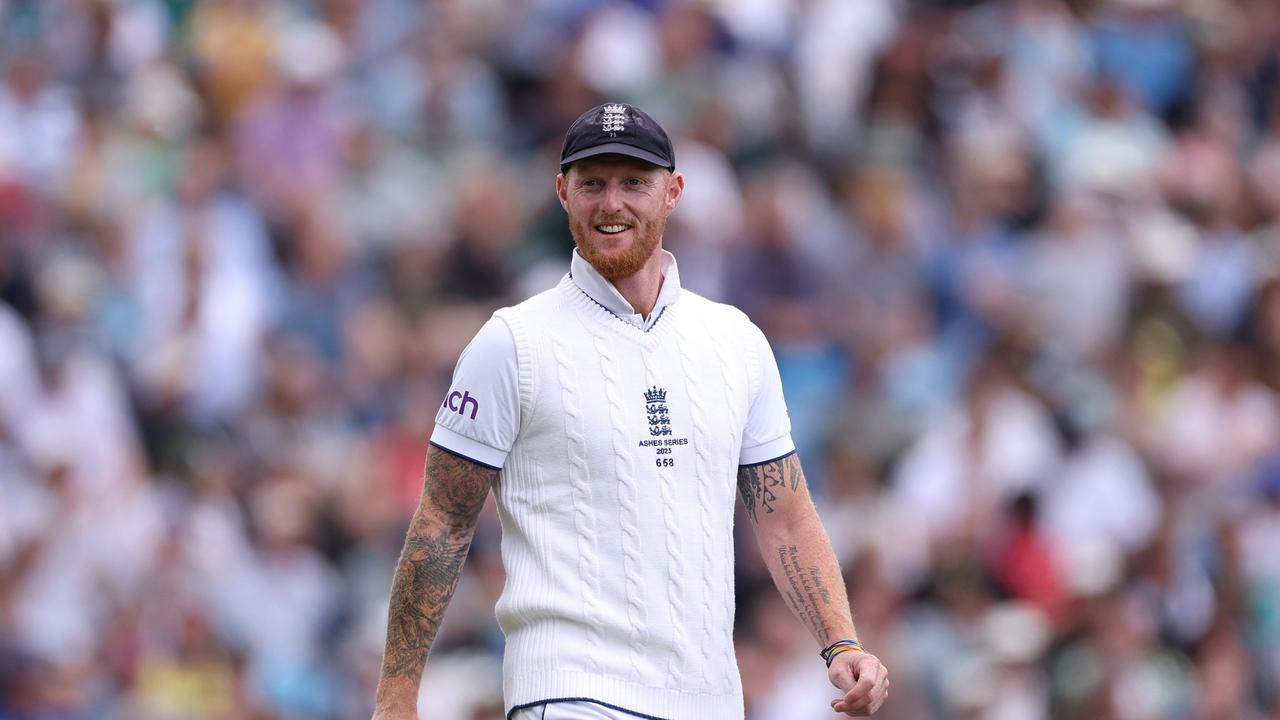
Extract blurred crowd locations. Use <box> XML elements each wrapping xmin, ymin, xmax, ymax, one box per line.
<box><xmin>1</xmin><ymin>0</ymin><xmax>1279</xmax><ymax>718</ymax></box>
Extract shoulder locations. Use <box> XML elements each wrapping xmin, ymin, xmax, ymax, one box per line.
<box><xmin>453</xmin><ymin>314</ymin><xmax>517</xmax><ymax>375</ymax></box>
<box><xmin>495</xmin><ymin>281</ymin><xmax>568</xmax><ymax>325</ymax></box>
<box><xmin>676</xmin><ymin>289</ymin><xmax>749</xmax><ymax>323</ymax></box>
<box><xmin>675</xmin><ymin>290</ymin><xmax>763</xmax><ymax>340</ymax></box>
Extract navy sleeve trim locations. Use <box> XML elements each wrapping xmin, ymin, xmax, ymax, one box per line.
<box><xmin>427</xmin><ymin>441</ymin><xmax>502</xmax><ymax>471</ymax></box>
<box><xmin>507</xmin><ymin>698</ymin><xmax>670</xmax><ymax>720</ymax></box>
<box><xmin>738</xmin><ymin>448</ymin><xmax>798</xmax><ymax>469</ymax></box>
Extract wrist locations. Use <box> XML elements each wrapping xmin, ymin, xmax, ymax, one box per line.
<box><xmin>820</xmin><ymin>638</ymin><xmax>865</xmax><ymax>667</ymax></box>
<box><xmin>373</xmin><ymin>676</ymin><xmax>419</xmax><ymax>716</ymax></box>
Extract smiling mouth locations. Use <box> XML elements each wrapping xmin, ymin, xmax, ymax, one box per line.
<box><xmin>595</xmin><ymin>223</ymin><xmax>632</xmax><ymax>234</ymax></box>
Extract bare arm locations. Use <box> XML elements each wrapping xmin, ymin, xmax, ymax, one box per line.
<box><xmin>373</xmin><ymin>446</ymin><xmax>498</xmax><ymax>718</ymax></box>
<box><xmin>738</xmin><ymin>453</ymin><xmax>889</xmax><ymax>715</ymax></box>
<box><xmin>737</xmin><ymin>453</ymin><xmax>854</xmax><ymax>646</ymax></box>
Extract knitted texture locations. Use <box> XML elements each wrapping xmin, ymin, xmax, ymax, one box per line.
<box><xmin>496</xmin><ymin>449</ymin><xmax>555</xmax><ymax>651</ymax></box>
<box><xmin>587</xmin><ymin>321</ymin><xmax>648</xmax><ymax>676</ymax></box>
<box><xmin>675</xmin><ymin>305</ymin><xmax>729</xmax><ymax>693</ymax></box>
<box><xmin>494</xmin><ymin>277</ymin><xmax>754</xmax><ymax>718</ymax></box>
<box><xmin>644</xmin><ymin>344</ymin><xmax>689</xmax><ymax>684</ymax></box>
<box><xmin>492</xmin><ymin>310</ymin><xmax>543</xmax><ymax>650</ymax></box>
<box><xmin>708</xmin><ymin>313</ymin><xmax>750</xmax><ymax>689</ymax></box>
<box><xmin>550</xmin><ymin>334</ymin><xmax>606</xmax><ymax>672</ymax></box>
<box><xmin>496</xmin><ymin>310</ymin><xmax>537</xmax><ymax>430</ymax></box>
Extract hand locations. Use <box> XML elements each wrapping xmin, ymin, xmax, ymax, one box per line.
<box><xmin>827</xmin><ymin>650</ymin><xmax>889</xmax><ymax>716</ymax></box>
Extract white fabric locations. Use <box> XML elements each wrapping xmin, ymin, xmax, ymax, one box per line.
<box><xmin>568</xmin><ymin>248</ymin><xmax>682</xmax><ymax>330</ymax></box>
<box><xmin>431</xmin><ymin>250</ymin><xmax>793</xmax><ymax>468</ymax></box>
<box><xmin>430</xmin><ymin>315</ymin><xmax>521</xmax><ymax>468</ymax></box>
<box><xmin>430</xmin><ymin>255</ymin><xmax>795</xmax><ymax>719</ymax></box>
<box><xmin>431</xmin><ymin>424</ymin><xmax>507</xmax><ymax>469</ymax></box>
<box><xmin>510</xmin><ymin>700</ymin><xmax>638</xmax><ymax>719</ymax></box>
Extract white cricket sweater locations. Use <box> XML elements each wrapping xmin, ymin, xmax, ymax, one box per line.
<box><xmin>432</xmin><ymin>251</ymin><xmax>794</xmax><ymax>719</ymax></box>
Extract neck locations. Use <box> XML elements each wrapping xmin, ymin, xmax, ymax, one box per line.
<box><xmin>609</xmin><ymin>251</ymin><xmax>666</xmax><ymax>320</ymax></box>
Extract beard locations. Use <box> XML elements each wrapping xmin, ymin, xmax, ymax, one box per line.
<box><xmin>569</xmin><ymin>211</ymin><xmax>666</xmax><ymax>281</ymax></box>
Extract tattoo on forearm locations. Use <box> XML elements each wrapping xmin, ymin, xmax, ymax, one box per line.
<box><xmin>778</xmin><ymin>543</ymin><xmax>835</xmax><ymax>641</ymax></box>
<box><xmin>382</xmin><ymin>527</ymin><xmax>470</xmax><ymax>677</ymax></box>
<box><xmin>380</xmin><ymin>449</ymin><xmax>497</xmax><ymax>681</ymax></box>
<box><xmin>737</xmin><ymin>453</ymin><xmax>802</xmax><ymax>523</ymax></box>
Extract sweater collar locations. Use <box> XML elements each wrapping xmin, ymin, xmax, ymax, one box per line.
<box><xmin>569</xmin><ymin>248</ymin><xmax>681</xmax><ymax>330</ymax></box>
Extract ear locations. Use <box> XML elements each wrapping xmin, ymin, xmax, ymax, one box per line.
<box><xmin>556</xmin><ymin>172</ymin><xmax>570</xmax><ymax>212</ymax></box>
<box><xmin>664</xmin><ymin>171</ymin><xmax>684</xmax><ymax>214</ymax></box>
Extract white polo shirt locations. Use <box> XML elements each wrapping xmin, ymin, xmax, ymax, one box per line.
<box><xmin>426</xmin><ymin>247</ymin><xmax>795</xmax><ymax>719</ymax></box>
<box><xmin>430</xmin><ymin>249</ymin><xmax>794</xmax><ymax>469</ymax></box>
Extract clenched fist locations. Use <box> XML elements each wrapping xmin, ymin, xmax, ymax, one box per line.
<box><xmin>827</xmin><ymin>650</ymin><xmax>889</xmax><ymax>716</ymax></box>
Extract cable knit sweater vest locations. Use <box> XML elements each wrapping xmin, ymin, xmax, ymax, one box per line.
<box><xmin>492</xmin><ymin>275</ymin><xmax>764</xmax><ymax>719</ymax></box>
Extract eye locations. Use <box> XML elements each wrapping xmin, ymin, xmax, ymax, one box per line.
<box><xmin>627</xmin><ymin>177</ymin><xmax>644</xmax><ymax>186</ymax></box>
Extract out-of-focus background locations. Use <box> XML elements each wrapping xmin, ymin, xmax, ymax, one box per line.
<box><xmin>1</xmin><ymin>0</ymin><xmax>1279</xmax><ymax>718</ymax></box>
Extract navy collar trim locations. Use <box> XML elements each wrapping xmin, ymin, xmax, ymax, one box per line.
<box><xmin>569</xmin><ymin>270</ymin><xmax>670</xmax><ymax>333</ymax></box>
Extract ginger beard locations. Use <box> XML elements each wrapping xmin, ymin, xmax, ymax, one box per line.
<box><xmin>568</xmin><ymin>199</ymin><xmax>668</xmax><ymax>281</ymax></box>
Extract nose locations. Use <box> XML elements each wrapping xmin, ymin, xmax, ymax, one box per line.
<box><xmin>601</xmin><ymin>182</ymin><xmax>624</xmax><ymax>214</ymax></box>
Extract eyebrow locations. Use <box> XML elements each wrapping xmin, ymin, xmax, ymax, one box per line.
<box><xmin>574</xmin><ymin>172</ymin><xmax>658</xmax><ymax>185</ymax></box>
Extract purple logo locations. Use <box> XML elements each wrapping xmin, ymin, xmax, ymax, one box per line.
<box><xmin>443</xmin><ymin>390</ymin><xmax>479</xmax><ymax>420</ymax></box>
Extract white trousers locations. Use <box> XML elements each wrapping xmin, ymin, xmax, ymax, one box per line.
<box><xmin>509</xmin><ymin>700</ymin><xmax>655</xmax><ymax>720</ymax></box>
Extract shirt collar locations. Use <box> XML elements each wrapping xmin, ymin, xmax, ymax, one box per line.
<box><xmin>569</xmin><ymin>248</ymin><xmax>681</xmax><ymax>330</ymax></box>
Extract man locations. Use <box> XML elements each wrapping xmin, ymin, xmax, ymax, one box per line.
<box><xmin>373</xmin><ymin>103</ymin><xmax>889</xmax><ymax>719</ymax></box>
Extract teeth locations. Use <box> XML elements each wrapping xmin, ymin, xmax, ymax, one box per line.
<box><xmin>597</xmin><ymin>224</ymin><xmax>629</xmax><ymax>233</ymax></box>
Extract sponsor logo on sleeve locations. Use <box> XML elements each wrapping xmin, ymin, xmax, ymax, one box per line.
<box><xmin>443</xmin><ymin>390</ymin><xmax>479</xmax><ymax>420</ymax></box>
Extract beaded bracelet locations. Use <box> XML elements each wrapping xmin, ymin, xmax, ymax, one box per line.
<box><xmin>820</xmin><ymin>639</ymin><xmax>865</xmax><ymax>667</ymax></box>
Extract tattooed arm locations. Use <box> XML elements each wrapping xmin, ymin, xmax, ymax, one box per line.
<box><xmin>737</xmin><ymin>453</ymin><xmax>854</xmax><ymax>645</ymax></box>
<box><xmin>737</xmin><ymin>453</ymin><xmax>889</xmax><ymax>716</ymax></box>
<box><xmin>373</xmin><ymin>446</ymin><xmax>498</xmax><ymax>719</ymax></box>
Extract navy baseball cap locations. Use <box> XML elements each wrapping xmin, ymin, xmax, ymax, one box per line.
<box><xmin>559</xmin><ymin>103</ymin><xmax>675</xmax><ymax>173</ymax></box>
